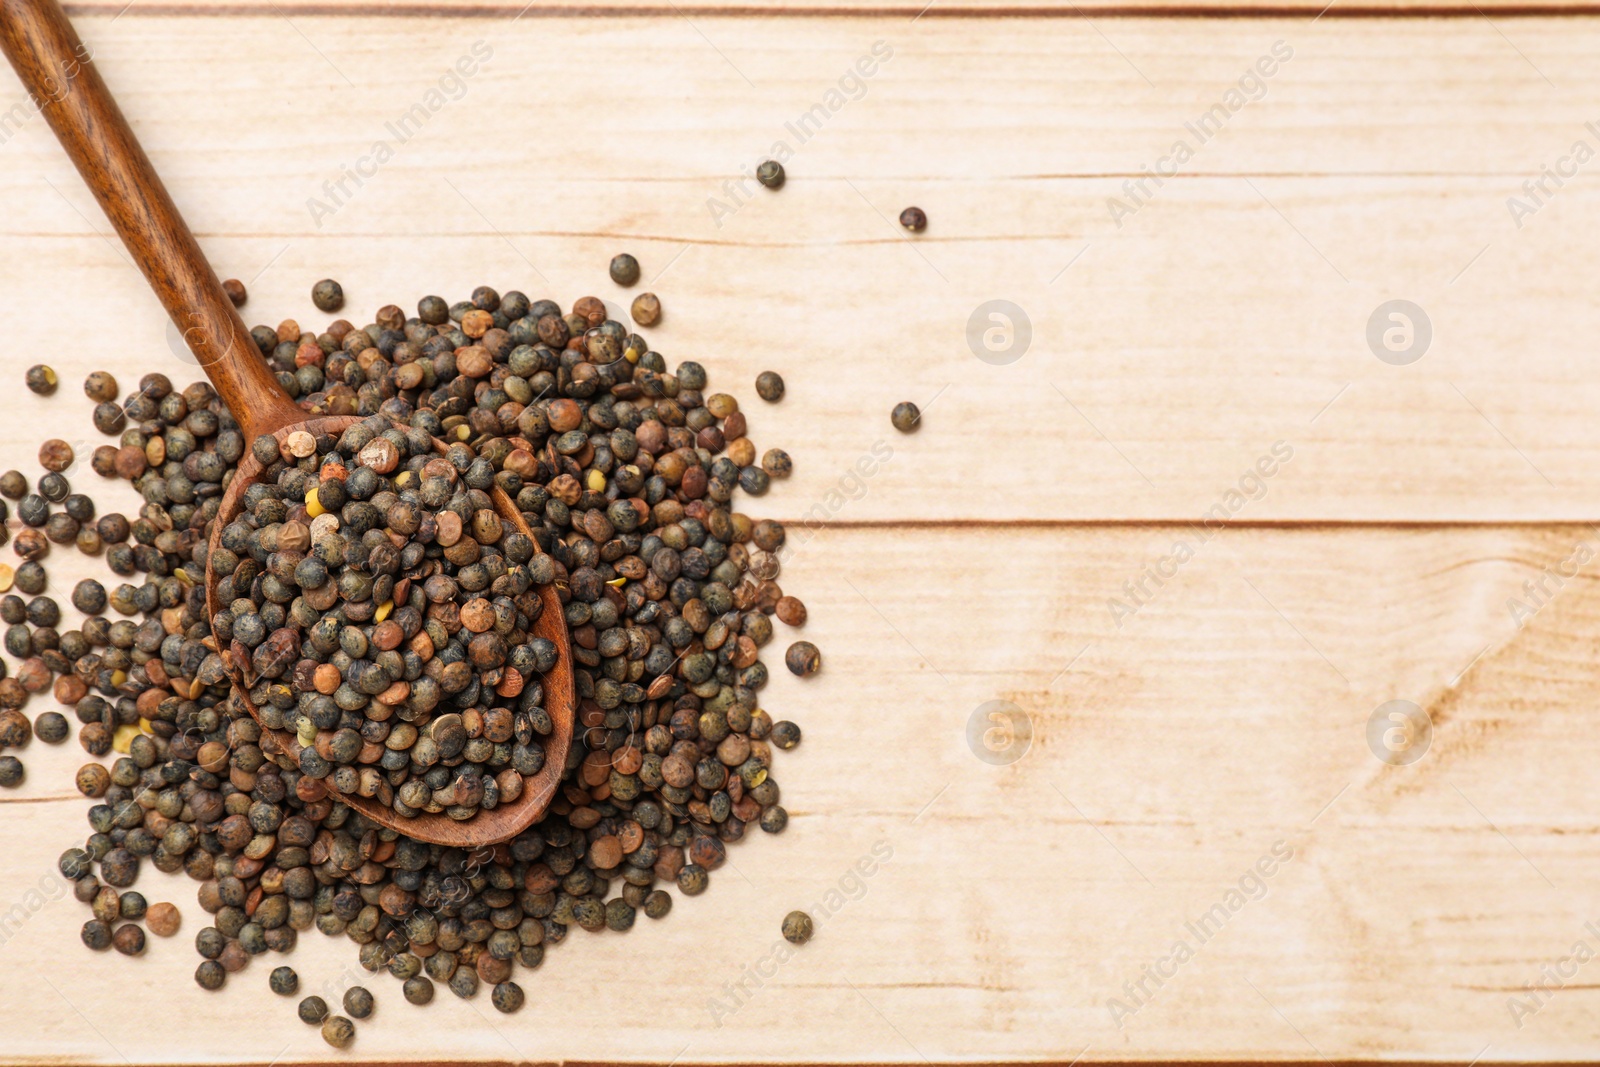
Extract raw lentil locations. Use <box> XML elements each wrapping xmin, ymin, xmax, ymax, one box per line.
<box><xmin>299</xmin><ymin>996</ymin><xmax>329</xmax><ymax>1024</ymax></box>
<box><xmin>756</xmin><ymin>160</ymin><xmax>785</xmax><ymax>189</ymax></box>
<box><xmin>784</xmin><ymin>642</ymin><xmax>821</xmax><ymax>677</ymax></box>
<box><xmin>491</xmin><ymin>981</ymin><xmax>524</xmax><ymax>1013</ymax></box>
<box><xmin>146</xmin><ymin>902</ymin><xmax>181</xmax><ymax>937</ymax></box>
<box><xmin>25</xmin><ymin>365</ymin><xmax>57</xmax><ymax>396</ymax></box>
<box><xmin>112</xmin><ymin>924</ymin><xmax>146</xmax><ymax>955</ymax></box>
<box><xmin>610</xmin><ymin>253</ymin><xmax>641</xmax><ymax>287</ymax></box>
<box><xmin>321</xmin><ymin>1016</ymin><xmax>356</xmax><ymax>1049</ymax></box>
<box><xmin>891</xmin><ymin>401</ymin><xmax>921</xmax><ymax>433</ymax></box>
<box><xmin>223</xmin><ymin>279</ymin><xmax>248</xmax><ymax>307</ymax></box>
<box><xmin>6</xmin><ymin>284</ymin><xmax>810</xmax><ymax>1032</ymax></box>
<box><xmin>899</xmin><ymin>206</ymin><xmax>927</xmax><ymax>232</ymax></box>
<box><xmin>344</xmin><ymin>986</ymin><xmax>374</xmax><ymax>1019</ymax></box>
<box><xmin>34</xmin><ymin>710</ymin><xmax>68</xmax><ymax>743</ymax></box>
<box><xmin>39</xmin><ymin>440</ymin><xmax>74</xmax><ymax>473</ymax></box>
<box><xmin>84</xmin><ymin>372</ymin><xmax>119</xmax><ymax>403</ymax></box>
<box><xmin>312</xmin><ymin>279</ymin><xmax>345</xmax><ymax>313</ymax></box>
<box><xmin>630</xmin><ymin>292</ymin><xmax>661</xmax><ymax>326</ymax></box>
<box><xmin>270</xmin><ymin>966</ymin><xmax>300</xmax><ymax>995</ymax></box>
<box><xmin>755</xmin><ymin>371</ymin><xmax>785</xmax><ymax>402</ymax></box>
<box><xmin>0</xmin><ymin>756</ymin><xmax>21</xmax><ymax>787</ymax></box>
<box><xmin>781</xmin><ymin>910</ymin><xmax>813</xmax><ymax>944</ymax></box>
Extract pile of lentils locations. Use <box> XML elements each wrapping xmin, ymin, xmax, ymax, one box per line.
<box><xmin>217</xmin><ymin>417</ymin><xmax>559</xmax><ymax>821</ymax></box>
<box><xmin>3</xmin><ymin>280</ymin><xmax>813</xmax><ymax>1043</ymax></box>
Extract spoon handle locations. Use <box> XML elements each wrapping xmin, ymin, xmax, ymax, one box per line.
<box><xmin>0</xmin><ymin>0</ymin><xmax>305</xmax><ymax>440</ymax></box>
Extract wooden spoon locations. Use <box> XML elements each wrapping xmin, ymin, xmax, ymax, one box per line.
<box><xmin>0</xmin><ymin>0</ymin><xmax>573</xmax><ymax>846</ymax></box>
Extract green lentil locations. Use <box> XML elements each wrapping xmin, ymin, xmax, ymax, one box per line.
<box><xmin>756</xmin><ymin>160</ymin><xmax>785</xmax><ymax>189</ymax></box>
<box><xmin>781</xmin><ymin>910</ymin><xmax>814</xmax><ymax>944</ymax></box>
<box><xmin>270</xmin><ymin>966</ymin><xmax>300</xmax><ymax>995</ymax></box>
<box><xmin>609</xmin><ymin>253</ymin><xmax>641</xmax><ymax>287</ymax></box>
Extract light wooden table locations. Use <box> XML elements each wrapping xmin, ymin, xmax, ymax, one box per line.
<box><xmin>2</xmin><ymin>2</ymin><xmax>1599</xmax><ymax>1063</ymax></box>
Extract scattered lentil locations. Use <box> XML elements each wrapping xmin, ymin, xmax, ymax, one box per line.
<box><xmin>112</xmin><ymin>924</ymin><xmax>146</xmax><ymax>955</ymax></box>
<box><xmin>223</xmin><ymin>279</ymin><xmax>248</xmax><ymax>307</ymax></box>
<box><xmin>630</xmin><ymin>292</ymin><xmax>661</xmax><ymax>326</ymax></box>
<box><xmin>321</xmin><ymin>1016</ymin><xmax>356</xmax><ymax>1049</ymax></box>
<box><xmin>784</xmin><ymin>642</ymin><xmax>821</xmax><ymax>677</ymax></box>
<box><xmin>146</xmin><ymin>902</ymin><xmax>181</xmax><ymax>937</ymax></box>
<box><xmin>755</xmin><ymin>371</ymin><xmax>785</xmax><ymax>402</ymax></box>
<box><xmin>299</xmin><ymin>996</ymin><xmax>329</xmax><ymax>1025</ymax></box>
<box><xmin>756</xmin><ymin>160</ymin><xmax>785</xmax><ymax>189</ymax></box>
<box><xmin>891</xmin><ymin>401</ymin><xmax>921</xmax><ymax>433</ymax></box>
<box><xmin>25</xmin><ymin>365</ymin><xmax>56</xmax><ymax>396</ymax></box>
<box><xmin>34</xmin><ymin>710</ymin><xmax>68</xmax><ymax>743</ymax></box>
<box><xmin>343</xmin><ymin>986</ymin><xmax>374</xmax><ymax>1019</ymax></box>
<box><xmin>0</xmin><ymin>756</ymin><xmax>21</xmax><ymax>787</ymax></box>
<box><xmin>270</xmin><ymin>966</ymin><xmax>300</xmax><ymax>995</ymax></box>
<box><xmin>83</xmin><ymin>372</ymin><xmax>119</xmax><ymax>403</ymax></box>
<box><xmin>781</xmin><ymin>910</ymin><xmax>814</xmax><ymax>944</ymax></box>
<box><xmin>899</xmin><ymin>206</ymin><xmax>927</xmax><ymax>232</ymax></box>
<box><xmin>609</xmin><ymin>253</ymin><xmax>641</xmax><ymax>287</ymax></box>
<box><xmin>491</xmin><ymin>981</ymin><xmax>524</xmax><ymax>1014</ymax></box>
<box><xmin>312</xmin><ymin>279</ymin><xmax>345</xmax><ymax>313</ymax></box>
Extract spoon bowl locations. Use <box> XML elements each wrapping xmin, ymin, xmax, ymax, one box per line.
<box><xmin>0</xmin><ymin>0</ymin><xmax>574</xmax><ymax>846</ymax></box>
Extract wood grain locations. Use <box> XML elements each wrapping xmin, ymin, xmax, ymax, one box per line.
<box><xmin>0</xmin><ymin>0</ymin><xmax>299</xmax><ymax>437</ymax></box>
<box><xmin>49</xmin><ymin>0</ymin><xmax>1600</xmax><ymax>17</ymax></box>
<box><xmin>0</xmin><ymin>8</ymin><xmax>1597</xmax><ymax>1066</ymax></box>
<box><xmin>4</xmin><ymin>16</ymin><xmax>1599</xmax><ymax>523</ymax></box>
<box><xmin>5</xmin><ymin>523</ymin><xmax>1600</xmax><ymax>1062</ymax></box>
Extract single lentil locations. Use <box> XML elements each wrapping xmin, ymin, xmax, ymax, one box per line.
<box><xmin>755</xmin><ymin>371</ymin><xmax>785</xmax><ymax>402</ymax></box>
<box><xmin>899</xmin><ymin>206</ymin><xmax>927</xmax><ymax>232</ymax></box>
<box><xmin>609</xmin><ymin>254</ymin><xmax>641</xmax><ymax>287</ymax></box>
<box><xmin>891</xmin><ymin>401</ymin><xmax>921</xmax><ymax>433</ymax></box>
<box><xmin>25</xmin><ymin>365</ymin><xmax>57</xmax><ymax>396</ymax></box>
<box><xmin>343</xmin><ymin>986</ymin><xmax>374</xmax><ymax>1019</ymax></box>
<box><xmin>321</xmin><ymin>1016</ymin><xmax>356</xmax><ymax>1049</ymax></box>
<box><xmin>270</xmin><ymin>966</ymin><xmax>300</xmax><ymax>995</ymax></box>
<box><xmin>784</xmin><ymin>641</ymin><xmax>821</xmax><ymax>677</ymax></box>
<box><xmin>781</xmin><ymin>910</ymin><xmax>814</xmax><ymax>944</ymax></box>
<box><xmin>312</xmin><ymin>279</ymin><xmax>345</xmax><ymax>313</ymax></box>
<box><xmin>756</xmin><ymin>160</ymin><xmax>785</xmax><ymax>189</ymax></box>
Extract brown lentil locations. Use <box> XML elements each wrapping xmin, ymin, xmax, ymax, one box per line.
<box><xmin>891</xmin><ymin>401</ymin><xmax>921</xmax><ymax>433</ymax></box>
<box><xmin>784</xmin><ymin>641</ymin><xmax>821</xmax><ymax>677</ymax></box>
<box><xmin>899</xmin><ymin>206</ymin><xmax>927</xmax><ymax>232</ymax></box>
<box><xmin>83</xmin><ymin>372</ymin><xmax>119</xmax><ymax>403</ymax></box>
<box><xmin>223</xmin><ymin>278</ymin><xmax>248</xmax><ymax>307</ymax></box>
<box><xmin>781</xmin><ymin>909</ymin><xmax>814</xmax><ymax>944</ymax></box>
<box><xmin>609</xmin><ymin>253</ymin><xmax>641</xmax><ymax>287</ymax></box>
<box><xmin>38</xmin><ymin>440</ymin><xmax>74</xmax><ymax>473</ymax></box>
<box><xmin>25</xmin><ymin>365</ymin><xmax>57</xmax><ymax>396</ymax></box>
<box><xmin>630</xmin><ymin>292</ymin><xmax>661</xmax><ymax>326</ymax></box>
<box><xmin>312</xmin><ymin>279</ymin><xmax>345</xmax><ymax>313</ymax></box>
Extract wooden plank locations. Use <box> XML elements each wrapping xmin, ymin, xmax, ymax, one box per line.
<box><xmin>3</xmin><ymin>523</ymin><xmax>1600</xmax><ymax>1063</ymax></box>
<box><xmin>4</xmin><ymin>16</ymin><xmax>1600</xmax><ymax>522</ymax></box>
<box><xmin>51</xmin><ymin>0</ymin><xmax>1600</xmax><ymax>17</ymax></box>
